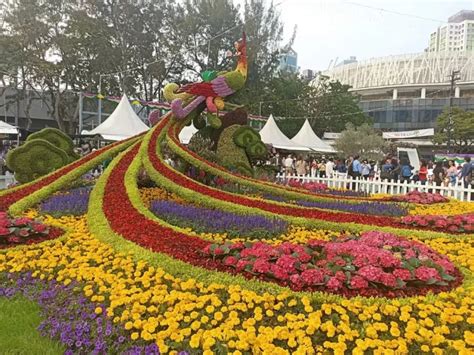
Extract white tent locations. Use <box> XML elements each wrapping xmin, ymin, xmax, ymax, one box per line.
<box><xmin>81</xmin><ymin>95</ymin><xmax>149</xmax><ymax>141</ymax></box>
<box><xmin>179</xmin><ymin>124</ymin><xmax>199</xmax><ymax>144</ymax></box>
<box><xmin>0</xmin><ymin>120</ymin><xmax>19</xmax><ymax>135</ymax></box>
<box><xmin>259</xmin><ymin>115</ymin><xmax>308</xmax><ymax>151</ymax></box>
<box><xmin>291</xmin><ymin>119</ymin><xmax>336</xmax><ymax>153</ymax></box>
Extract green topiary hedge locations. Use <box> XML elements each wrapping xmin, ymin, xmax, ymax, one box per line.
<box><xmin>216</xmin><ymin>125</ymin><xmax>253</xmax><ymax>176</ymax></box>
<box><xmin>26</xmin><ymin>128</ymin><xmax>78</xmax><ymax>160</ymax></box>
<box><xmin>6</xmin><ymin>139</ymin><xmax>70</xmax><ymax>184</ymax></box>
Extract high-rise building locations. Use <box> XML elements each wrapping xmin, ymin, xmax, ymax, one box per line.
<box><xmin>301</xmin><ymin>69</ymin><xmax>315</xmax><ymax>80</ymax></box>
<box><xmin>278</xmin><ymin>48</ymin><xmax>298</xmax><ymax>73</ymax></box>
<box><xmin>428</xmin><ymin>10</ymin><xmax>474</xmax><ymax>52</ymax></box>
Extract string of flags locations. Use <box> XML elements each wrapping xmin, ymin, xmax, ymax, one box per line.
<box><xmin>82</xmin><ymin>92</ymin><xmax>270</xmax><ymax>122</ymax></box>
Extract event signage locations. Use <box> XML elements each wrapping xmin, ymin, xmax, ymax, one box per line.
<box><xmin>383</xmin><ymin>128</ymin><xmax>434</xmax><ymax>139</ymax></box>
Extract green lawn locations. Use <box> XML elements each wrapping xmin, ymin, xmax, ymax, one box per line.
<box><xmin>0</xmin><ymin>296</ymin><xmax>64</xmax><ymax>355</ymax></box>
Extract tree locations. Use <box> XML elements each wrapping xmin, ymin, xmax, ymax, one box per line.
<box><xmin>305</xmin><ymin>76</ymin><xmax>370</xmax><ymax>136</ymax></box>
<box><xmin>334</xmin><ymin>123</ymin><xmax>387</xmax><ymax>160</ymax></box>
<box><xmin>433</xmin><ymin>107</ymin><xmax>474</xmax><ymax>153</ymax></box>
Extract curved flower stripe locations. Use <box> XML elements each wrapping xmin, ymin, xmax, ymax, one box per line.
<box><xmin>166</xmin><ymin>120</ymin><xmax>377</xmax><ymax>203</ymax></box>
<box><xmin>0</xmin><ymin>135</ymin><xmax>140</xmax><ymax>213</ymax></box>
<box><xmin>147</xmin><ymin>119</ymin><xmax>441</xmax><ymax>232</ymax></box>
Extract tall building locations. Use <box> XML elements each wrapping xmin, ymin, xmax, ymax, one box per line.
<box><xmin>318</xmin><ymin>51</ymin><xmax>474</xmax><ymax>131</ymax></box>
<box><xmin>301</xmin><ymin>69</ymin><xmax>315</xmax><ymax>80</ymax></box>
<box><xmin>278</xmin><ymin>48</ymin><xmax>298</xmax><ymax>73</ymax></box>
<box><xmin>428</xmin><ymin>10</ymin><xmax>474</xmax><ymax>52</ymax></box>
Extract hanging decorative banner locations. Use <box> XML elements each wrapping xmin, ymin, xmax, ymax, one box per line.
<box><xmin>383</xmin><ymin>128</ymin><xmax>434</xmax><ymax>139</ymax></box>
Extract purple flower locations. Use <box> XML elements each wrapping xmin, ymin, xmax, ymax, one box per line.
<box><xmin>39</xmin><ymin>187</ymin><xmax>91</xmax><ymax>216</ymax></box>
<box><xmin>150</xmin><ymin>200</ymin><xmax>288</xmax><ymax>238</ymax></box>
<box><xmin>296</xmin><ymin>200</ymin><xmax>407</xmax><ymax>217</ymax></box>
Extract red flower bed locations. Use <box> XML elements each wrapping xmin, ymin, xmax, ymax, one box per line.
<box><xmin>0</xmin><ymin>135</ymin><xmax>139</xmax><ymax>212</ymax></box>
<box><xmin>203</xmin><ymin>231</ymin><xmax>462</xmax><ymax>298</ymax></box>
<box><xmin>401</xmin><ymin>213</ymin><xmax>474</xmax><ymax>233</ymax></box>
<box><xmin>385</xmin><ymin>190</ymin><xmax>449</xmax><ymax>204</ymax></box>
<box><xmin>0</xmin><ymin>212</ymin><xmax>63</xmax><ymax>249</ymax></box>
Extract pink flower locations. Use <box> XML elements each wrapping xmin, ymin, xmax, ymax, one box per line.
<box><xmin>357</xmin><ymin>265</ymin><xmax>383</xmax><ymax>282</ymax></box>
<box><xmin>301</xmin><ymin>269</ymin><xmax>325</xmax><ymax>285</ymax></box>
<box><xmin>415</xmin><ymin>266</ymin><xmax>439</xmax><ymax>282</ymax></box>
<box><xmin>0</xmin><ymin>227</ymin><xmax>11</xmax><ymax>236</ymax></box>
<box><xmin>270</xmin><ymin>264</ymin><xmax>289</xmax><ymax>280</ymax></box>
<box><xmin>276</xmin><ymin>255</ymin><xmax>298</xmax><ymax>273</ymax></box>
<box><xmin>252</xmin><ymin>259</ymin><xmax>272</xmax><ymax>274</ymax></box>
<box><xmin>393</xmin><ymin>269</ymin><xmax>412</xmax><ymax>280</ymax></box>
<box><xmin>236</xmin><ymin>259</ymin><xmax>250</xmax><ymax>272</ymax></box>
<box><xmin>223</xmin><ymin>256</ymin><xmax>238</xmax><ymax>266</ymax></box>
<box><xmin>350</xmin><ymin>275</ymin><xmax>368</xmax><ymax>289</ymax></box>
<box><xmin>379</xmin><ymin>273</ymin><xmax>397</xmax><ymax>287</ymax></box>
<box><xmin>327</xmin><ymin>277</ymin><xmax>343</xmax><ymax>290</ymax></box>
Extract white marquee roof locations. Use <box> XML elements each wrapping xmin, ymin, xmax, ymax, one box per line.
<box><xmin>291</xmin><ymin>119</ymin><xmax>336</xmax><ymax>153</ymax></box>
<box><xmin>259</xmin><ymin>115</ymin><xmax>308</xmax><ymax>151</ymax></box>
<box><xmin>0</xmin><ymin>120</ymin><xmax>19</xmax><ymax>135</ymax></box>
<box><xmin>179</xmin><ymin>124</ymin><xmax>199</xmax><ymax>144</ymax></box>
<box><xmin>81</xmin><ymin>95</ymin><xmax>149</xmax><ymax>141</ymax></box>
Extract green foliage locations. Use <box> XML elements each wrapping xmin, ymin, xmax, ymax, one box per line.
<box><xmin>26</xmin><ymin>128</ymin><xmax>78</xmax><ymax>160</ymax></box>
<box><xmin>6</xmin><ymin>140</ymin><xmax>70</xmax><ymax>183</ymax></box>
<box><xmin>334</xmin><ymin>123</ymin><xmax>387</xmax><ymax>161</ymax></box>
<box><xmin>0</xmin><ymin>296</ymin><xmax>65</xmax><ymax>354</ymax></box>
<box><xmin>233</xmin><ymin>126</ymin><xmax>261</xmax><ymax>147</ymax></box>
<box><xmin>206</xmin><ymin>113</ymin><xmax>222</xmax><ymax>129</ymax></box>
<box><xmin>306</xmin><ymin>76</ymin><xmax>370</xmax><ymax>136</ymax></box>
<box><xmin>433</xmin><ymin>107</ymin><xmax>474</xmax><ymax>153</ymax></box>
<box><xmin>193</xmin><ymin>114</ymin><xmax>207</xmax><ymax>130</ymax></box>
<box><xmin>217</xmin><ymin>125</ymin><xmax>253</xmax><ymax>176</ymax></box>
<box><xmin>246</xmin><ymin>141</ymin><xmax>267</xmax><ymax>159</ymax></box>
<box><xmin>187</xmin><ymin>133</ymin><xmax>219</xmax><ymax>164</ymax></box>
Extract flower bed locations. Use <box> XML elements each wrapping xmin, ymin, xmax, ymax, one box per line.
<box><xmin>296</xmin><ymin>199</ymin><xmax>408</xmax><ymax>217</ymax></box>
<box><xmin>203</xmin><ymin>231</ymin><xmax>461</xmax><ymax>297</ymax></box>
<box><xmin>0</xmin><ymin>272</ymin><xmax>162</xmax><ymax>354</ymax></box>
<box><xmin>385</xmin><ymin>190</ymin><xmax>449</xmax><ymax>204</ymax></box>
<box><xmin>150</xmin><ymin>200</ymin><xmax>288</xmax><ymax>239</ymax></box>
<box><xmin>401</xmin><ymin>213</ymin><xmax>474</xmax><ymax>233</ymax></box>
<box><xmin>39</xmin><ymin>187</ymin><xmax>91</xmax><ymax>216</ymax></box>
<box><xmin>0</xmin><ymin>212</ymin><xmax>60</xmax><ymax>248</ymax></box>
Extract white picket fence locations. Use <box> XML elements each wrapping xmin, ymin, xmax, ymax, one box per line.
<box><xmin>276</xmin><ymin>173</ymin><xmax>474</xmax><ymax>202</ymax></box>
<box><xmin>0</xmin><ymin>175</ymin><xmax>15</xmax><ymax>190</ymax></box>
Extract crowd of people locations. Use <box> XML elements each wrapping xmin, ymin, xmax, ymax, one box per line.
<box><xmin>273</xmin><ymin>153</ymin><xmax>474</xmax><ymax>188</ymax></box>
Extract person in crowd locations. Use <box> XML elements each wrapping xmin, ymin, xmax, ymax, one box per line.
<box><xmin>295</xmin><ymin>156</ymin><xmax>308</xmax><ymax>176</ymax></box>
<box><xmin>360</xmin><ymin>159</ymin><xmax>371</xmax><ymax>179</ymax></box>
<box><xmin>418</xmin><ymin>160</ymin><xmax>428</xmax><ymax>185</ymax></box>
<box><xmin>381</xmin><ymin>158</ymin><xmax>394</xmax><ymax>181</ymax></box>
<box><xmin>335</xmin><ymin>159</ymin><xmax>347</xmax><ymax>177</ymax></box>
<box><xmin>461</xmin><ymin>157</ymin><xmax>473</xmax><ymax>189</ymax></box>
<box><xmin>446</xmin><ymin>160</ymin><xmax>458</xmax><ymax>186</ymax></box>
<box><xmin>284</xmin><ymin>154</ymin><xmax>294</xmax><ymax>175</ymax></box>
<box><xmin>310</xmin><ymin>159</ymin><xmax>318</xmax><ymax>177</ymax></box>
<box><xmin>350</xmin><ymin>155</ymin><xmax>361</xmax><ymax>178</ymax></box>
<box><xmin>390</xmin><ymin>158</ymin><xmax>400</xmax><ymax>181</ymax></box>
<box><xmin>319</xmin><ymin>159</ymin><xmax>326</xmax><ymax>178</ymax></box>
<box><xmin>400</xmin><ymin>159</ymin><xmax>413</xmax><ymax>183</ymax></box>
<box><xmin>326</xmin><ymin>158</ymin><xmax>335</xmax><ymax>178</ymax></box>
<box><xmin>432</xmin><ymin>162</ymin><xmax>445</xmax><ymax>186</ymax></box>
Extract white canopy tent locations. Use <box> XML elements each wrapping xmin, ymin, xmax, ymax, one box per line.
<box><xmin>291</xmin><ymin>119</ymin><xmax>336</xmax><ymax>153</ymax></box>
<box><xmin>179</xmin><ymin>124</ymin><xmax>199</xmax><ymax>144</ymax></box>
<box><xmin>259</xmin><ymin>115</ymin><xmax>308</xmax><ymax>151</ymax></box>
<box><xmin>0</xmin><ymin>120</ymin><xmax>19</xmax><ymax>135</ymax></box>
<box><xmin>81</xmin><ymin>95</ymin><xmax>149</xmax><ymax>141</ymax></box>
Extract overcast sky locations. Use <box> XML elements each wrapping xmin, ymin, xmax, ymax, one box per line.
<box><xmin>250</xmin><ymin>0</ymin><xmax>473</xmax><ymax>71</ymax></box>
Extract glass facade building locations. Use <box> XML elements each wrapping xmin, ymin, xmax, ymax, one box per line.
<box><xmin>361</xmin><ymin>97</ymin><xmax>474</xmax><ymax>131</ymax></box>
